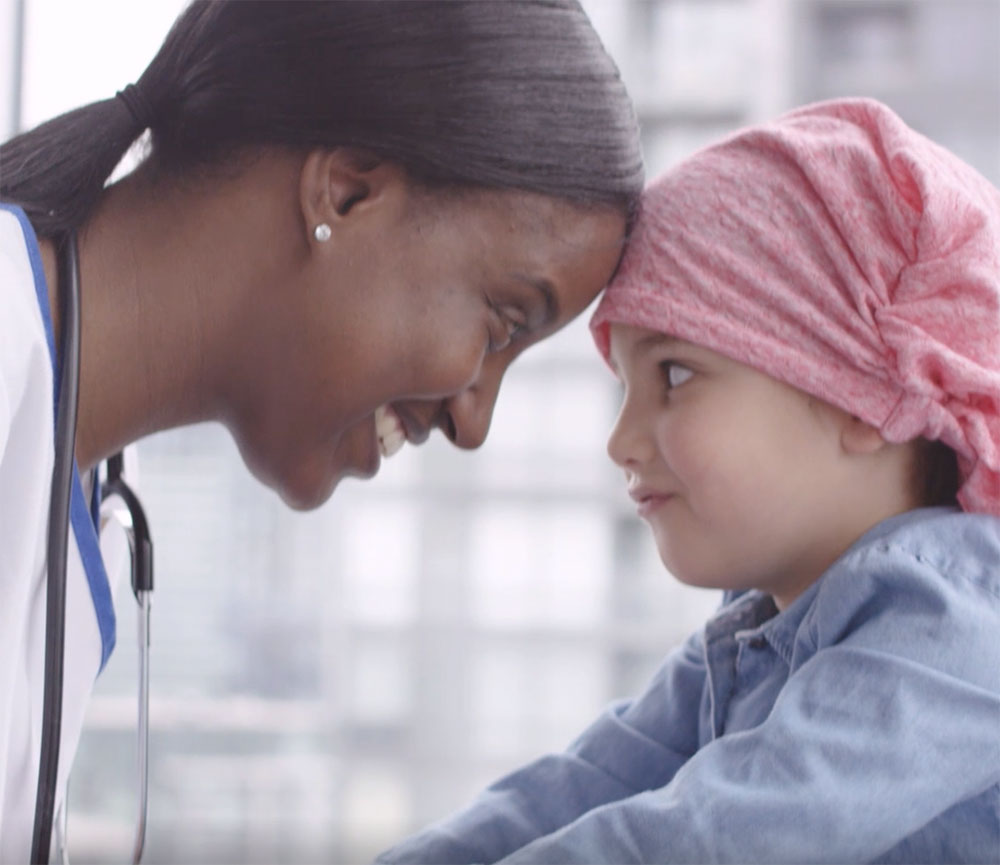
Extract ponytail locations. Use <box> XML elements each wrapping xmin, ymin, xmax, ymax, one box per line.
<box><xmin>1</xmin><ymin>90</ymin><xmax>151</xmax><ymax>237</ymax></box>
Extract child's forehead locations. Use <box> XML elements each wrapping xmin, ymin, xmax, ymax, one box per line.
<box><xmin>607</xmin><ymin>324</ymin><xmax>710</xmax><ymax>366</ymax></box>
<box><xmin>609</xmin><ymin>323</ymin><xmax>688</xmax><ymax>350</ymax></box>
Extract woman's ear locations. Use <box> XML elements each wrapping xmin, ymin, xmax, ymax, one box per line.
<box><xmin>299</xmin><ymin>148</ymin><xmax>401</xmax><ymax>234</ymax></box>
<box><xmin>840</xmin><ymin>415</ymin><xmax>889</xmax><ymax>455</ymax></box>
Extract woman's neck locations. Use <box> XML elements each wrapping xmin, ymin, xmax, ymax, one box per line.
<box><xmin>40</xmin><ymin>157</ymin><xmax>304</xmax><ymax>472</ymax></box>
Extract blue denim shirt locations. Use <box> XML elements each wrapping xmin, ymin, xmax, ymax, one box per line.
<box><xmin>377</xmin><ymin>508</ymin><xmax>1000</xmax><ymax>863</ymax></box>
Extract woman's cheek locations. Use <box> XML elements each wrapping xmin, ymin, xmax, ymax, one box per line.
<box><xmin>416</xmin><ymin>328</ymin><xmax>488</xmax><ymax>397</ymax></box>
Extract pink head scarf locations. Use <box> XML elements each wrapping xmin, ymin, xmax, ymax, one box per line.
<box><xmin>592</xmin><ymin>98</ymin><xmax>1000</xmax><ymax>516</ymax></box>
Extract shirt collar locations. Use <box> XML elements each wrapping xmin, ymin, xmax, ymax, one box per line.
<box><xmin>703</xmin><ymin>507</ymin><xmax>961</xmax><ymax>665</ymax></box>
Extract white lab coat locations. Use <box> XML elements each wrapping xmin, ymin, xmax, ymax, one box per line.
<box><xmin>0</xmin><ymin>205</ymin><xmax>126</xmax><ymax>861</ymax></box>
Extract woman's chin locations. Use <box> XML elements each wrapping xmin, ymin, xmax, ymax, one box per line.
<box><xmin>279</xmin><ymin>481</ymin><xmax>335</xmax><ymax>512</ymax></box>
<box><xmin>232</xmin><ymin>424</ymin><xmax>383</xmax><ymax>510</ymax></box>
<box><xmin>238</xmin><ymin>449</ymin><xmax>336</xmax><ymax>511</ymax></box>
<box><xmin>278</xmin><ymin>453</ymin><xmax>383</xmax><ymax>511</ymax></box>
<box><xmin>278</xmin><ymin>465</ymin><xmax>345</xmax><ymax>511</ymax></box>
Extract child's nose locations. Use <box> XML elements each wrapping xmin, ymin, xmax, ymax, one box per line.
<box><xmin>606</xmin><ymin>396</ymin><xmax>652</xmax><ymax>468</ymax></box>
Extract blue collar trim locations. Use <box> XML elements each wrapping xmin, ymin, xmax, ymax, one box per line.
<box><xmin>2</xmin><ymin>203</ymin><xmax>116</xmax><ymax>670</ymax></box>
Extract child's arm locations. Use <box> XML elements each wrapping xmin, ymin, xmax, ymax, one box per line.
<box><xmin>375</xmin><ymin>630</ymin><xmax>709</xmax><ymax>864</ymax></box>
<box><xmin>484</xmin><ymin>531</ymin><xmax>1000</xmax><ymax>863</ymax></box>
<box><xmin>379</xmin><ymin>517</ymin><xmax>1000</xmax><ymax>864</ymax></box>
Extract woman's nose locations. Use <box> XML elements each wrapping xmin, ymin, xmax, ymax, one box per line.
<box><xmin>441</xmin><ymin>355</ymin><xmax>506</xmax><ymax>450</ymax></box>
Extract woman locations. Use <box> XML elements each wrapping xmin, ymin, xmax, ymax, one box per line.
<box><xmin>0</xmin><ymin>1</ymin><xmax>642</xmax><ymax>860</ymax></box>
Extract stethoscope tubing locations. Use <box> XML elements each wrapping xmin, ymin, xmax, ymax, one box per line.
<box><xmin>31</xmin><ymin>231</ymin><xmax>82</xmax><ymax>865</ymax></box>
<box><xmin>103</xmin><ymin>454</ymin><xmax>154</xmax><ymax>865</ymax></box>
<box><xmin>134</xmin><ymin>590</ymin><xmax>151</xmax><ymax>865</ymax></box>
<box><xmin>31</xmin><ymin>232</ymin><xmax>153</xmax><ymax>865</ymax></box>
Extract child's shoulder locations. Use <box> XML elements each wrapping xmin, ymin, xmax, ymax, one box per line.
<box><xmin>840</xmin><ymin>507</ymin><xmax>1000</xmax><ymax>599</ymax></box>
<box><xmin>797</xmin><ymin>508</ymin><xmax>1000</xmax><ymax>666</ymax></box>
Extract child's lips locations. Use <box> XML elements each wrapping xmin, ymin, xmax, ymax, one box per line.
<box><xmin>628</xmin><ymin>485</ymin><xmax>675</xmax><ymax>516</ymax></box>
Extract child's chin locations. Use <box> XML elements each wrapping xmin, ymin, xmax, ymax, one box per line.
<box><xmin>656</xmin><ymin>548</ymin><xmax>723</xmax><ymax>592</ymax></box>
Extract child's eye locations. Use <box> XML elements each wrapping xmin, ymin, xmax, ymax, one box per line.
<box><xmin>660</xmin><ymin>361</ymin><xmax>694</xmax><ymax>390</ymax></box>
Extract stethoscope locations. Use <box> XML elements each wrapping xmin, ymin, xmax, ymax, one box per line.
<box><xmin>30</xmin><ymin>231</ymin><xmax>154</xmax><ymax>865</ymax></box>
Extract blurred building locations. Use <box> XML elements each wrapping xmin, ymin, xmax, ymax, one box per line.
<box><xmin>4</xmin><ymin>0</ymin><xmax>998</xmax><ymax>862</ymax></box>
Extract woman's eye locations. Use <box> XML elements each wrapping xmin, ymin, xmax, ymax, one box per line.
<box><xmin>660</xmin><ymin>361</ymin><xmax>694</xmax><ymax>390</ymax></box>
<box><xmin>501</xmin><ymin>304</ymin><xmax>528</xmax><ymax>339</ymax></box>
<box><xmin>489</xmin><ymin>303</ymin><xmax>528</xmax><ymax>352</ymax></box>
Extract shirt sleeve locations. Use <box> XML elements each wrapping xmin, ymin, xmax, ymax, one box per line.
<box><xmin>374</xmin><ymin>630</ymin><xmax>709</xmax><ymax>864</ymax></box>
<box><xmin>484</xmin><ymin>540</ymin><xmax>1000</xmax><ymax>864</ymax></box>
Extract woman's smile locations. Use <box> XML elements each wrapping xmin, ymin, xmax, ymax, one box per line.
<box><xmin>374</xmin><ymin>404</ymin><xmax>408</xmax><ymax>458</ymax></box>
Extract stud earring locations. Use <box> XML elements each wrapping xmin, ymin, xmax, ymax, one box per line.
<box><xmin>313</xmin><ymin>223</ymin><xmax>332</xmax><ymax>242</ymax></box>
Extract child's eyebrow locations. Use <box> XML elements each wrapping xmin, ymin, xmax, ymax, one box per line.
<box><xmin>635</xmin><ymin>333</ymin><xmax>685</xmax><ymax>353</ymax></box>
<box><xmin>609</xmin><ymin>332</ymin><xmax>686</xmax><ymax>373</ymax></box>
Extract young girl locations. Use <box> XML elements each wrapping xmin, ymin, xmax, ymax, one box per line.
<box><xmin>376</xmin><ymin>98</ymin><xmax>1000</xmax><ymax>864</ymax></box>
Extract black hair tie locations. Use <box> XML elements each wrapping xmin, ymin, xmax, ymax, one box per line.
<box><xmin>116</xmin><ymin>83</ymin><xmax>155</xmax><ymax>131</ymax></box>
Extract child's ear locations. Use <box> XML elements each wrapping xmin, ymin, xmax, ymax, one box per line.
<box><xmin>840</xmin><ymin>416</ymin><xmax>889</xmax><ymax>455</ymax></box>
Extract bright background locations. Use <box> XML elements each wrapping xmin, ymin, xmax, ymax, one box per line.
<box><xmin>2</xmin><ymin>1</ymin><xmax>998</xmax><ymax>862</ymax></box>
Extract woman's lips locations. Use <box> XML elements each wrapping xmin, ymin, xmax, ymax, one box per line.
<box><xmin>374</xmin><ymin>404</ymin><xmax>406</xmax><ymax>457</ymax></box>
<box><xmin>373</xmin><ymin>403</ymin><xmax>433</xmax><ymax>459</ymax></box>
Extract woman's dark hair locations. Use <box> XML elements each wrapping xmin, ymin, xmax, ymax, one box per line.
<box><xmin>0</xmin><ymin>0</ymin><xmax>643</xmax><ymax>238</ymax></box>
<box><xmin>914</xmin><ymin>438</ymin><xmax>961</xmax><ymax>508</ymax></box>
